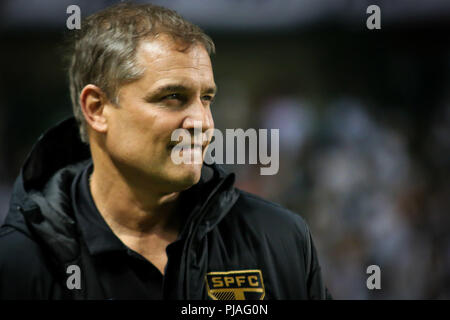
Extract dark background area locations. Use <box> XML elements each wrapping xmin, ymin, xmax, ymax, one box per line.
<box><xmin>0</xmin><ymin>0</ymin><xmax>449</xmax><ymax>299</ymax></box>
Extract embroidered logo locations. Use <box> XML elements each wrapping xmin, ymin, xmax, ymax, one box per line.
<box><xmin>205</xmin><ymin>269</ymin><xmax>265</xmax><ymax>300</ymax></box>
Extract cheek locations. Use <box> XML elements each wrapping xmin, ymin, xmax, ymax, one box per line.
<box><xmin>106</xmin><ymin>107</ymin><xmax>157</xmax><ymax>155</ymax></box>
<box><xmin>113</xmin><ymin>112</ymin><xmax>145</xmax><ymax>143</ymax></box>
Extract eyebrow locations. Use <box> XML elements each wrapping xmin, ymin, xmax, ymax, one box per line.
<box><xmin>146</xmin><ymin>84</ymin><xmax>218</xmax><ymax>99</ymax></box>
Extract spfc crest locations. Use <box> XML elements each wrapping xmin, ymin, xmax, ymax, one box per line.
<box><xmin>205</xmin><ymin>269</ymin><xmax>265</xmax><ymax>300</ymax></box>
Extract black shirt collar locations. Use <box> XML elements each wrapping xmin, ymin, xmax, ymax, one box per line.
<box><xmin>71</xmin><ymin>161</ymin><xmax>126</xmax><ymax>255</ymax></box>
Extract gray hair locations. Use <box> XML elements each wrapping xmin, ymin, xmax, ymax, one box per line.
<box><xmin>67</xmin><ymin>2</ymin><xmax>215</xmax><ymax>144</ymax></box>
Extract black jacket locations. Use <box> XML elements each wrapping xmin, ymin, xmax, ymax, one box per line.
<box><xmin>0</xmin><ymin>118</ymin><xmax>331</xmax><ymax>300</ymax></box>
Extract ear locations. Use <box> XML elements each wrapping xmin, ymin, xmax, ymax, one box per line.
<box><xmin>80</xmin><ymin>84</ymin><xmax>108</xmax><ymax>136</ymax></box>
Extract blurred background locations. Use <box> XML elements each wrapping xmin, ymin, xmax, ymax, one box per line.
<box><xmin>1</xmin><ymin>0</ymin><xmax>449</xmax><ymax>299</ymax></box>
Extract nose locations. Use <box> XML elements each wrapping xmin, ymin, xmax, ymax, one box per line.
<box><xmin>181</xmin><ymin>98</ymin><xmax>214</xmax><ymax>133</ymax></box>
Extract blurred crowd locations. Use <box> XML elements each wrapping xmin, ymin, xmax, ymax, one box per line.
<box><xmin>224</xmin><ymin>95</ymin><xmax>450</xmax><ymax>299</ymax></box>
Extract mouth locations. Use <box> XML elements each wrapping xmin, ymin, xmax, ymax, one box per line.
<box><xmin>168</xmin><ymin>139</ymin><xmax>209</xmax><ymax>150</ymax></box>
<box><xmin>168</xmin><ymin>142</ymin><xmax>207</xmax><ymax>166</ymax></box>
<box><xmin>168</xmin><ymin>141</ymin><xmax>209</xmax><ymax>155</ymax></box>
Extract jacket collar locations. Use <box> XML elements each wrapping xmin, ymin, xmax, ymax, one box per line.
<box><xmin>5</xmin><ymin>117</ymin><xmax>239</xmax><ymax>261</ymax></box>
<box><xmin>4</xmin><ymin>117</ymin><xmax>89</xmax><ymax>245</ymax></box>
<box><xmin>22</xmin><ymin>117</ymin><xmax>90</xmax><ymax>193</ymax></box>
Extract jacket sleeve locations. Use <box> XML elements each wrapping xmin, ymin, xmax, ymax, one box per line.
<box><xmin>0</xmin><ymin>226</ymin><xmax>57</xmax><ymax>299</ymax></box>
<box><xmin>304</xmin><ymin>225</ymin><xmax>333</xmax><ymax>300</ymax></box>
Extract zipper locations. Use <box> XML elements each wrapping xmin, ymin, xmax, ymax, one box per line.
<box><xmin>182</xmin><ymin>175</ymin><xmax>234</xmax><ymax>299</ymax></box>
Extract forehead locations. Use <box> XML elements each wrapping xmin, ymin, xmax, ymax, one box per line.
<box><xmin>135</xmin><ymin>35</ymin><xmax>214</xmax><ymax>88</ymax></box>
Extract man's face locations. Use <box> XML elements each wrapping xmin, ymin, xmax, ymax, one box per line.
<box><xmin>103</xmin><ymin>35</ymin><xmax>215</xmax><ymax>193</ymax></box>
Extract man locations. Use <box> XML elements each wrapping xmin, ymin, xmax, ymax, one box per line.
<box><xmin>0</xmin><ymin>3</ymin><xmax>331</xmax><ymax>300</ymax></box>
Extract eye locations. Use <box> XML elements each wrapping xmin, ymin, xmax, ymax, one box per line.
<box><xmin>202</xmin><ymin>95</ymin><xmax>215</xmax><ymax>103</ymax></box>
<box><xmin>163</xmin><ymin>93</ymin><xmax>182</xmax><ymax>100</ymax></box>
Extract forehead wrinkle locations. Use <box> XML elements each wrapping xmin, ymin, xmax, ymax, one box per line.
<box><xmin>137</xmin><ymin>38</ymin><xmax>211</xmax><ymax>69</ymax></box>
<box><xmin>137</xmin><ymin>51</ymin><xmax>213</xmax><ymax>84</ymax></box>
<box><xmin>156</xmin><ymin>65</ymin><xmax>211</xmax><ymax>72</ymax></box>
<box><xmin>149</xmin><ymin>62</ymin><xmax>214</xmax><ymax>88</ymax></box>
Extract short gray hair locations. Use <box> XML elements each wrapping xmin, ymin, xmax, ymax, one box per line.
<box><xmin>67</xmin><ymin>2</ymin><xmax>215</xmax><ymax>144</ymax></box>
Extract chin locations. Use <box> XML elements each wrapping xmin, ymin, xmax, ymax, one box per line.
<box><xmin>169</xmin><ymin>163</ymin><xmax>203</xmax><ymax>190</ymax></box>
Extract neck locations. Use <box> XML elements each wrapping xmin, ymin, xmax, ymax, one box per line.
<box><xmin>89</xmin><ymin>154</ymin><xmax>181</xmax><ymax>238</ymax></box>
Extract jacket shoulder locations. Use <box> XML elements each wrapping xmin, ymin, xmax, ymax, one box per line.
<box><xmin>223</xmin><ymin>190</ymin><xmax>331</xmax><ymax>299</ymax></box>
<box><xmin>230</xmin><ymin>189</ymin><xmax>310</xmax><ymax>238</ymax></box>
<box><xmin>0</xmin><ymin>225</ymin><xmax>56</xmax><ymax>299</ymax></box>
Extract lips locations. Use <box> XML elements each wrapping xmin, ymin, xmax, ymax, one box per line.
<box><xmin>169</xmin><ymin>140</ymin><xmax>209</xmax><ymax>149</ymax></box>
<box><xmin>169</xmin><ymin>143</ymin><xmax>207</xmax><ymax>152</ymax></box>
